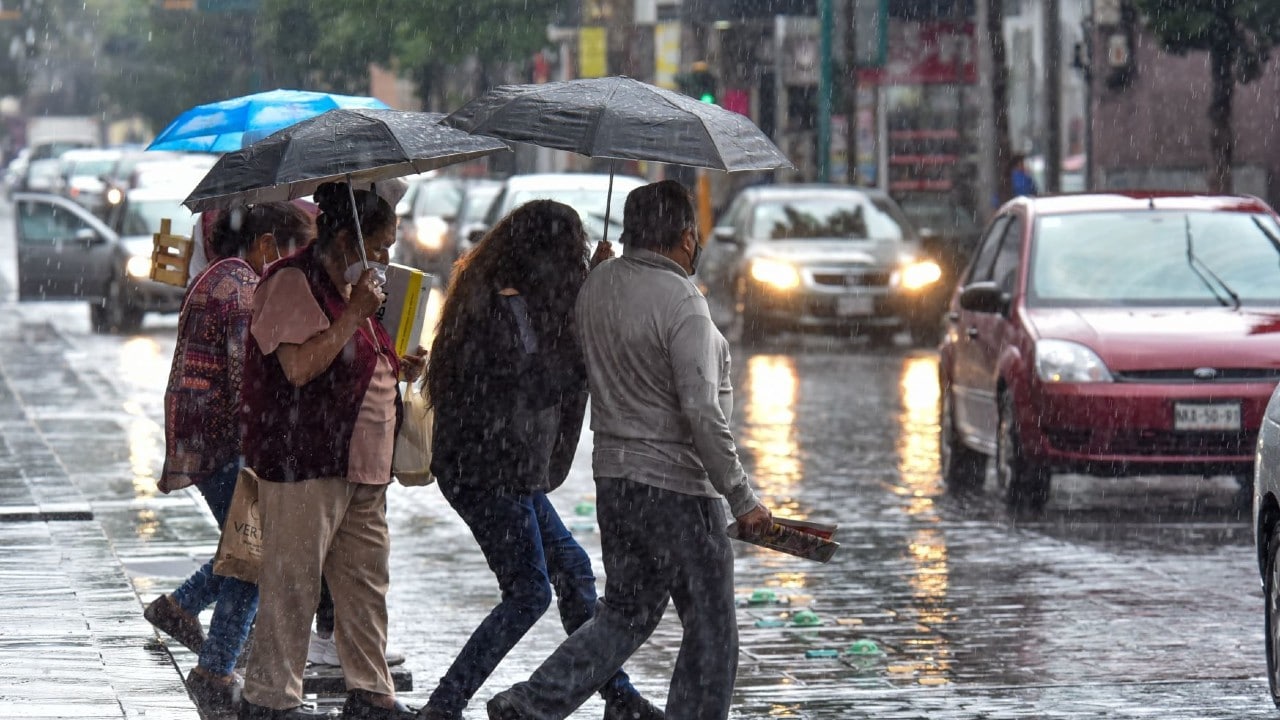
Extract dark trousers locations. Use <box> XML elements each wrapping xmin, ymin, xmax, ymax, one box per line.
<box><xmin>426</xmin><ymin>477</ymin><xmax>638</xmax><ymax>716</ymax></box>
<box><xmin>503</xmin><ymin>477</ymin><xmax>739</xmax><ymax>720</ymax></box>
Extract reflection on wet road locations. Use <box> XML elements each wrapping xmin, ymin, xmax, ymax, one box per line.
<box><xmin>19</xmin><ymin>288</ymin><xmax>1272</xmax><ymax>718</ymax></box>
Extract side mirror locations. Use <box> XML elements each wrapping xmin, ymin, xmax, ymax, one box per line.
<box><xmin>958</xmin><ymin>281</ymin><xmax>1009</xmax><ymax>315</ymax></box>
<box><xmin>712</xmin><ymin>226</ymin><xmax>738</xmax><ymax>244</ymax></box>
<box><xmin>74</xmin><ymin>227</ymin><xmax>102</xmax><ymax>244</ymax></box>
<box><xmin>468</xmin><ymin>228</ymin><xmax>486</xmax><ymax>246</ymax></box>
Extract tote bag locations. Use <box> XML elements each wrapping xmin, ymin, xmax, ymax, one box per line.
<box><xmin>393</xmin><ymin>377</ymin><xmax>435</xmax><ymax>486</ymax></box>
<box><xmin>213</xmin><ymin>467</ymin><xmax>263</xmax><ymax>583</ymax></box>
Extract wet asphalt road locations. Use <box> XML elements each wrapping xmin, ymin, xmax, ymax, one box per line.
<box><xmin>0</xmin><ymin>198</ymin><xmax>1273</xmax><ymax>718</ymax></box>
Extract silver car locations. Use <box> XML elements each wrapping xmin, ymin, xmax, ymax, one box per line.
<box><xmin>14</xmin><ymin>191</ymin><xmax>186</xmax><ymax>333</ymax></box>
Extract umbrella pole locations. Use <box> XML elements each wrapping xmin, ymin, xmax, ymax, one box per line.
<box><xmin>602</xmin><ymin>160</ymin><xmax>615</xmax><ymax>246</ymax></box>
<box><xmin>345</xmin><ymin>174</ymin><xmax>370</xmax><ymax>269</ymax></box>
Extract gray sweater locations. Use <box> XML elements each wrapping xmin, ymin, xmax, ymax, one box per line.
<box><xmin>575</xmin><ymin>246</ymin><xmax>760</xmax><ymax>517</ymax></box>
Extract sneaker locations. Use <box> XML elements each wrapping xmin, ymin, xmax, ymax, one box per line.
<box><xmin>185</xmin><ymin>667</ymin><xmax>243</xmax><ymax>714</ymax></box>
<box><xmin>603</xmin><ymin>693</ymin><xmax>665</xmax><ymax>720</ymax></box>
<box><xmin>308</xmin><ymin>631</ymin><xmax>406</xmax><ymax>668</ymax></box>
<box><xmin>144</xmin><ymin>594</ymin><xmax>206</xmax><ymax>654</ymax></box>
<box><xmin>340</xmin><ymin>691</ymin><xmax>416</xmax><ymax>720</ymax></box>
<box><xmin>307</xmin><ymin>631</ymin><xmax>340</xmax><ymax>666</ymax></box>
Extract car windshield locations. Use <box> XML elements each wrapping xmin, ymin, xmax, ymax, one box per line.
<box><xmin>413</xmin><ymin>179</ymin><xmax>463</xmax><ymax>217</ymax></box>
<box><xmin>121</xmin><ymin>198</ymin><xmax>197</xmax><ymax>237</ymax></box>
<box><xmin>750</xmin><ymin>196</ymin><xmax>909</xmax><ymax>241</ymax></box>
<box><xmin>459</xmin><ymin>186</ymin><xmax>501</xmax><ymax>224</ymax></box>
<box><xmin>1028</xmin><ymin>210</ymin><xmax>1280</xmax><ymax>307</ymax></box>
<box><xmin>68</xmin><ymin>159</ymin><xmax>116</xmax><ymax>179</ymax></box>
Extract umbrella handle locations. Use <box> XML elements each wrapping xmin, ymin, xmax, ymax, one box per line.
<box><xmin>602</xmin><ymin>160</ymin><xmax>615</xmax><ymax>247</ymax></box>
<box><xmin>346</xmin><ymin>174</ymin><xmax>370</xmax><ymax>269</ymax></box>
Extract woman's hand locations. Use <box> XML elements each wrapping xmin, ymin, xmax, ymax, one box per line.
<box><xmin>348</xmin><ymin>268</ymin><xmax>386</xmax><ymax>320</ymax></box>
<box><xmin>400</xmin><ymin>345</ymin><xmax>427</xmax><ymax>383</ymax></box>
<box><xmin>589</xmin><ymin>239</ymin><xmax>615</xmax><ymax>270</ymax></box>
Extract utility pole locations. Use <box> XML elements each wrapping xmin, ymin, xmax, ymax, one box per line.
<box><xmin>843</xmin><ymin>0</ymin><xmax>858</xmax><ymax>184</ymax></box>
<box><xmin>817</xmin><ymin>0</ymin><xmax>833</xmax><ymax>181</ymax></box>
<box><xmin>1044</xmin><ymin>0</ymin><xmax>1061</xmax><ymax>193</ymax></box>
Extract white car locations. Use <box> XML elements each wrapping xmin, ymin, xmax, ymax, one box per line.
<box><xmin>58</xmin><ymin>147</ymin><xmax>124</xmax><ymax>211</ymax></box>
<box><xmin>482</xmin><ymin>173</ymin><xmax>647</xmax><ymax>250</ymax></box>
<box><xmin>1254</xmin><ymin>385</ymin><xmax>1280</xmax><ymax>706</ymax></box>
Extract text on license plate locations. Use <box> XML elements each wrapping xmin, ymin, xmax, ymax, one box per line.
<box><xmin>1173</xmin><ymin>402</ymin><xmax>1241</xmax><ymax>431</ymax></box>
<box><xmin>836</xmin><ymin>295</ymin><xmax>874</xmax><ymax>317</ymax></box>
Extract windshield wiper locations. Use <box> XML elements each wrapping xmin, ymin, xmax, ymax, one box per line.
<box><xmin>1185</xmin><ymin>214</ymin><xmax>1240</xmax><ymax>309</ymax></box>
<box><xmin>1251</xmin><ymin>216</ymin><xmax>1280</xmax><ymax>260</ymax></box>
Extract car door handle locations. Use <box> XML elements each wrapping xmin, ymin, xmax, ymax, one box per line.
<box><xmin>966</xmin><ymin>326</ymin><xmax>979</xmax><ymax>339</ymax></box>
<box><xmin>946</xmin><ymin>311</ymin><xmax>960</xmax><ymax>323</ymax></box>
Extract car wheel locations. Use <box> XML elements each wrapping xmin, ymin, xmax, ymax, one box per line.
<box><xmin>996</xmin><ymin>390</ymin><xmax>1050</xmax><ymax>511</ymax></box>
<box><xmin>940</xmin><ymin>384</ymin><xmax>986</xmax><ymax>492</ymax></box>
<box><xmin>1266</xmin><ymin>523</ymin><xmax>1280</xmax><ymax>708</ymax></box>
<box><xmin>90</xmin><ymin>277</ymin><xmax>143</xmax><ymax>334</ymax></box>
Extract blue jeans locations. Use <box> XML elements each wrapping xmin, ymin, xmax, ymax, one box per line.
<box><xmin>426</xmin><ymin>477</ymin><xmax>638</xmax><ymax>716</ymax></box>
<box><xmin>171</xmin><ymin>461</ymin><xmax>260</xmax><ymax>676</ymax></box>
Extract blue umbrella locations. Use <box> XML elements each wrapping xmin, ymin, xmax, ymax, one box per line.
<box><xmin>147</xmin><ymin>88</ymin><xmax>390</xmax><ymax>152</ymax></box>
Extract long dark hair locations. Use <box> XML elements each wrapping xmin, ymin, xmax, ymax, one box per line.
<box><xmin>210</xmin><ymin>202</ymin><xmax>315</xmax><ymax>260</ymax></box>
<box><xmin>311</xmin><ymin>181</ymin><xmax>396</xmax><ymax>252</ymax></box>
<box><xmin>428</xmin><ymin>200</ymin><xmax>589</xmax><ymax>405</ymax></box>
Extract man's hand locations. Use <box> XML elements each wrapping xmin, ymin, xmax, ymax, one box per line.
<box><xmin>734</xmin><ymin>503</ymin><xmax>773</xmax><ymax>540</ymax></box>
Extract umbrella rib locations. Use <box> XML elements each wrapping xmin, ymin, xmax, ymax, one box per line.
<box><xmin>582</xmin><ymin>81</ymin><xmax>623</xmax><ymax>157</ymax></box>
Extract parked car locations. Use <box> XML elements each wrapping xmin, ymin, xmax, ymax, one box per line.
<box><xmin>98</xmin><ymin>150</ymin><xmax>196</xmax><ymax>218</ymax></box>
<box><xmin>940</xmin><ymin>192</ymin><xmax>1280</xmax><ymax>511</ymax></box>
<box><xmin>699</xmin><ymin>184</ymin><xmax>940</xmax><ymax>344</ymax></box>
<box><xmin>57</xmin><ymin>147</ymin><xmax>124</xmax><ymax>211</ymax></box>
<box><xmin>481</xmin><ymin>173</ymin><xmax>647</xmax><ymax>250</ymax></box>
<box><xmin>23</xmin><ymin>158</ymin><xmax>65</xmax><ymax>194</ymax></box>
<box><xmin>14</xmin><ymin>191</ymin><xmax>187</xmax><ymax>333</ymax></box>
<box><xmin>394</xmin><ymin>175</ymin><xmax>465</xmax><ymax>278</ymax></box>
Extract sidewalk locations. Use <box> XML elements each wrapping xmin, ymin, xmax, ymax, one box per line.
<box><xmin>0</xmin><ymin>316</ymin><xmax>200</xmax><ymax>719</ymax></box>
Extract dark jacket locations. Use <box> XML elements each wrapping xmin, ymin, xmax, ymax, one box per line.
<box><xmin>241</xmin><ymin>244</ymin><xmax>402</xmax><ymax>483</ymax></box>
<box><xmin>430</xmin><ymin>293</ymin><xmax>587</xmax><ymax>494</ymax></box>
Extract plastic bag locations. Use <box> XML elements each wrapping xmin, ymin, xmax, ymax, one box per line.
<box><xmin>393</xmin><ymin>377</ymin><xmax>435</xmax><ymax>486</ymax></box>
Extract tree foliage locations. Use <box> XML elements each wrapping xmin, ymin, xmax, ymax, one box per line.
<box><xmin>1135</xmin><ymin>0</ymin><xmax>1280</xmax><ymax>192</ymax></box>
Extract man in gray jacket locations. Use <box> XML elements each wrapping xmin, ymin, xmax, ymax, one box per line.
<box><xmin>487</xmin><ymin>180</ymin><xmax>773</xmax><ymax>720</ymax></box>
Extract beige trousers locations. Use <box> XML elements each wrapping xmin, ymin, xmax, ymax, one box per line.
<box><xmin>243</xmin><ymin>477</ymin><xmax>394</xmax><ymax>709</ymax></box>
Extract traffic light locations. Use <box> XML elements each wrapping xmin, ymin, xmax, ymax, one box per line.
<box><xmin>677</xmin><ymin>64</ymin><xmax>718</xmax><ymax>105</ymax></box>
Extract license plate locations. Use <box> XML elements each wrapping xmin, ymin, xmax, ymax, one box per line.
<box><xmin>836</xmin><ymin>295</ymin><xmax>874</xmax><ymax>317</ymax></box>
<box><xmin>1173</xmin><ymin>402</ymin><xmax>1241</xmax><ymax>431</ymax></box>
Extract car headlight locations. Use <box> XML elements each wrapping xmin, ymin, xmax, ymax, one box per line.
<box><xmin>105</xmin><ymin>187</ymin><xmax>123</xmax><ymax>206</ymax></box>
<box><xmin>899</xmin><ymin>259</ymin><xmax>942</xmax><ymax>291</ymax></box>
<box><xmin>1035</xmin><ymin>339</ymin><xmax>1114</xmax><ymax>383</ymax></box>
<box><xmin>415</xmin><ymin>217</ymin><xmax>448</xmax><ymax>251</ymax></box>
<box><xmin>126</xmin><ymin>255</ymin><xmax>152</xmax><ymax>279</ymax></box>
<box><xmin>749</xmin><ymin>257</ymin><xmax>801</xmax><ymax>290</ymax></box>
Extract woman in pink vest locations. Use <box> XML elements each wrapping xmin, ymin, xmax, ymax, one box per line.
<box><xmin>239</xmin><ymin>181</ymin><xmax>424</xmax><ymax>720</ymax></box>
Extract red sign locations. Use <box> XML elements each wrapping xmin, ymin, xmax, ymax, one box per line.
<box><xmin>859</xmin><ymin>21</ymin><xmax>977</xmax><ymax>86</ymax></box>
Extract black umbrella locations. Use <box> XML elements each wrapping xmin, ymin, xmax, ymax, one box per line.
<box><xmin>443</xmin><ymin>76</ymin><xmax>793</xmax><ymax>243</ymax></box>
<box><xmin>184</xmin><ymin>108</ymin><xmax>508</xmax><ymax>269</ymax></box>
<box><xmin>185</xmin><ymin>109</ymin><xmax>508</xmax><ymax>213</ymax></box>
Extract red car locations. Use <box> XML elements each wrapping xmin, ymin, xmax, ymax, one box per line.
<box><xmin>939</xmin><ymin>192</ymin><xmax>1280</xmax><ymax>509</ymax></box>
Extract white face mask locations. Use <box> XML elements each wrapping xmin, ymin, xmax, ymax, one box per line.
<box><xmin>344</xmin><ymin>260</ymin><xmax>387</xmax><ymax>286</ymax></box>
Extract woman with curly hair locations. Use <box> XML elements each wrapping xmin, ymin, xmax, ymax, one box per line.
<box><xmin>419</xmin><ymin>200</ymin><xmax>662</xmax><ymax>720</ymax></box>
